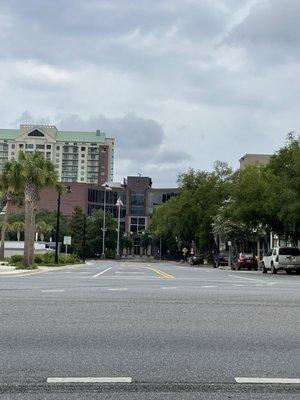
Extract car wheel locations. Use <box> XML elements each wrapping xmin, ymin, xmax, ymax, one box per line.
<box><xmin>286</xmin><ymin>269</ymin><xmax>292</xmax><ymax>275</ymax></box>
<box><xmin>253</xmin><ymin>266</ymin><xmax>258</xmax><ymax>271</ymax></box>
<box><xmin>262</xmin><ymin>263</ymin><xmax>267</xmax><ymax>274</ymax></box>
<box><xmin>271</xmin><ymin>264</ymin><xmax>277</xmax><ymax>274</ymax></box>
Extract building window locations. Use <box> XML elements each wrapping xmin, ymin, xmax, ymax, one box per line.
<box><xmin>28</xmin><ymin>129</ymin><xmax>44</xmax><ymax>137</ymax></box>
<box><xmin>81</xmin><ymin>147</ymin><xmax>86</xmax><ymax>151</ymax></box>
<box><xmin>11</xmin><ymin>144</ymin><xmax>15</xmax><ymax>149</ymax></box>
<box><xmin>46</xmin><ymin>144</ymin><xmax>52</xmax><ymax>149</ymax></box>
<box><xmin>36</xmin><ymin>144</ymin><xmax>45</xmax><ymax>149</ymax></box>
<box><xmin>130</xmin><ymin>217</ymin><xmax>146</xmax><ymax>234</ymax></box>
<box><xmin>56</xmin><ymin>146</ymin><xmax>60</xmax><ymax>150</ymax></box>
<box><xmin>81</xmin><ymin>154</ymin><xmax>85</xmax><ymax>158</ymax></box>
<box><xmin>19</xmin><ymin>144</ymin><xmax>24</xmax><ymax>148</ymax></box>
<box><xmin>25</xmin><ymin>144</ymin><xmax>34</xmax><ymax>149</ymax></box>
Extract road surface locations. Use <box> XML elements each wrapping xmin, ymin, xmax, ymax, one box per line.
<box><xmin>0</xmin><ymin>260</ymin><xmax>299</xmax><ymax>399</ymax></box>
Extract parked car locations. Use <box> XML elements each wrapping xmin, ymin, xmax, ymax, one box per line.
<box><xmin>262</xmin><ymin>247</ymin><xmax>300</xmax><ymax>274</ymax></box>
<box><xmin>214</xmin><ymin>251</ymin><xmax>232</xmax><ymax>268</ymax></box>
<box><xmin>189</xmin><ymin>255</ymin><xmax>204</xmax><ymax>265</ymax></box>
<box><xmin>235</xmin><ymin>253</ymin><xmax>258</xmax><ymax>271</ymax></box>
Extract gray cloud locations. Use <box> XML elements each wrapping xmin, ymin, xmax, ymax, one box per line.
<box><xmin>226</xmin><ymin>0</ymin><xmax>300</xmax><ymax>62</ymax></box>
<box><xmin>15</xmin><ymin>111</ymin><xmax>191</xmax><ymax>184</ymax></box>
<box><xmin>1</xmin><ymin>0</ymin><xmax>299</xmax><ymax>185</ymax></box>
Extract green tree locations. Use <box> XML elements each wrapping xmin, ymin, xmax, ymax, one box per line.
<box><xmin>70</xmin><ymin>207</ymin><xmax>85</xmax><ymax>258</ymax></box>
<box><xmin>149</xmin><ymin>163</ymin><xmax>233</xmax><ymax>256</ymax></box>
<box><xmin>11</xmin><ymin>220</ymin><xmax>25</xmax><ymax>241</ymax></box>
<box><xmin>265</xmin><ymin>133</ymin><xmax>300</xmax><ymax>243</ymax></box>
<box><xmin>0</xmin><ymin>163</ymin><xmax>24</xmax><ymax>259</ymax></box>
<box><xmin>86</xmin><ymin>210</ymin><xmax>117</xmax><ymax>257</ymax></box>
<box><xmin>3</xmin><ymin>152</ymin><xmax>59</xmax><ymax>267</ymax></box>
<box><xmin>121</xmin><ymin>235</ymin><xmax>133</xmax><ymax>253</ymax></box>
<box><xmin>140</xmin><ymin>230</ymin><xmax>152</xmax><ymax>255</ymax></box>
<box><xmin>35</xmin><ymin>220</ymin><xmax>52</xmax><ymax>241</ymax></box>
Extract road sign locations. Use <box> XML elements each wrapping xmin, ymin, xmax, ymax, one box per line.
<box><xmin>182</xmin><ymin>247</ymin><xmax>188</xmax><ymax>254</ymax></box>
<box><xmin>228</xmin><ymin>241</ymin><xmax>232</xmax><ymax>246</ymax></box>
<box><xmin>63</xmin><ymin>236</ymin><xmax>72</xmax><ymax>245</ymax></box>
<box><xmin>116</xmin><ymin>197</ymin><xmax>123</xmax><ymax>206</ymax></box>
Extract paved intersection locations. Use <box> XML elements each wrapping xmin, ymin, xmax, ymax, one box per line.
<box><xmin>0</xmin><ymin>260</ymin><xmax>299</xmax><ymax>399</ymax></box>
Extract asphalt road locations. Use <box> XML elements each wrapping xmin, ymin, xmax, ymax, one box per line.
<box><xmin>0</xmin><ymin>260</ymin><xmax>299</xmax><ymax>399</ymax></box>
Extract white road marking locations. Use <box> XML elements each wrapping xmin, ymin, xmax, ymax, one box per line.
<box><xmin>47</xmin><ymin>377</ymin><xmax>132</xmax><ymax>384</ymax></box>
<box><xmin>107</xmin><ymin>288</ymin><xmax>128</xmax><ymax>291</ymax></box>
<box><xmin>92</xmin><ymin>267</ymin><xmax>112</xmax><ymax>277</ymax></box>
<box><xmin>161</xmin><ymin>286</ymin><xmax>177</xmax><ymax>290</ymax></box>
<box><xmin>234</xmin><ymin>285</ymin><xmax>244</xmax><ymax>287</ymax></box>
<box><xmin>229</xmin><ymin>275</ymin><xmax>263</xmax><ymax>282</ymax></box>
<box><xmin>202</xmin><ymin>285</ymin><xmax>218</xmax><ymax>288</ymax></box>
<box><xmin>115</xmin><ymin>271</ymin><xmax>144</xmax><ymax>274</ymax></box>
<box><xmin>235</xmin><ymin>377</ymin><xmax>300</xmax><ymax>384</ymax></box>
<box><xmin>41</xmin><ymin>289</ymin><xmax>65</xmax><ymax>293</ymax></box>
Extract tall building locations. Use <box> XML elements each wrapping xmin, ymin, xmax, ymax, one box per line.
<box><xmin>0</xmin><ymin>124</ymin><xmax>115</xmax><ymax>185</ymax></box>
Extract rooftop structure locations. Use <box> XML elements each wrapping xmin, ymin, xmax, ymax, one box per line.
<box><xmin>239</xmin><ymin>153</ymin><xmax>271</xmax><ymax>169</ymax></box>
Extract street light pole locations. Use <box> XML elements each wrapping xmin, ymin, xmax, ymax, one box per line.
<box><xmin>55</xmin><ymin>194</ymin><xmax>61</xmax><ymax>264</ymax></box>
<box><xmin>115</xmin><ymin>197</ymin><xmax>123</xmax><ymax>258</ymax></box>
<box><xmin>101</xmin><ymin>182</ymin><xmax>112</xmax><ymax>258</ymax></box>
<box><xmin>55</xmin><ymin>185</ymin><xmax>71</xmax><ymax>264</ymax></box>
<box><xmin>82</xmin><ymin>213</ymin><xmax>86</xmax><ymax>263</ymax></box>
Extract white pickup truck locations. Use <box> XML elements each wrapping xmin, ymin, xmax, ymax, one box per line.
<box><xmin>262</xmin><ymin>247</ymin><xmax>300</xmax><ymax>274</ymax></box>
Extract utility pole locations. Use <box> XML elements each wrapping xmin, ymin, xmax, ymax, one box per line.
<box><xmin>101</xmin><ymin>182</ymin><xmax>112</xmax><ymax>258</ymax></box>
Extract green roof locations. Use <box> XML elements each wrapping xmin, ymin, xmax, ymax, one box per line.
<box><xmin>0</xmin><ymin>129</ymin><xmax>19</xmax><ymax>140</ymax></box>
<box><xmin>0</xmin><ymin>128</ymin><xmax>106</xmax><ymax>143</ymax></box>
<box><xmin>56</xmin><ymin>130</ymin><xmax>105</xmax><ymax>143</ymax></box>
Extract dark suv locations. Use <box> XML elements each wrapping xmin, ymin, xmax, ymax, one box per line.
<box><xmin>214</xmin><ymin>251</ymin><xmax>231</xmax><ymax>268</ymax></box>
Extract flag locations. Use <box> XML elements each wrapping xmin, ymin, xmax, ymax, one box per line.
<box><xmin>116</xmin><ymin>197</ymin><xmax>123</xmax><ymax>206</ymax></box>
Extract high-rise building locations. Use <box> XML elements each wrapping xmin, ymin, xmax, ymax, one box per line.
<box><xmin>0</xmin><ymin>124</ymin><xmax>115</xmax><ymax>185</ymax></box>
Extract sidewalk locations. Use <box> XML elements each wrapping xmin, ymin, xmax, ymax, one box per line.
<box><xmin>0</xmin><ymin>263</ymin><xmax>83</xmax><ymax>276</ymax></box>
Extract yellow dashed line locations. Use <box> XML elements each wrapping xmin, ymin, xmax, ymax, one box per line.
<box><xmin>146</xmin><ymin>267</ymin><xmax>174</xmax><ymax>279</ymax></box>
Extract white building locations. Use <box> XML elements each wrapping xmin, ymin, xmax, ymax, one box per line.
<box><xmin>0</xmin><ymin>124</ymin><xmax>115</xmax><ymax>185</ymax></box>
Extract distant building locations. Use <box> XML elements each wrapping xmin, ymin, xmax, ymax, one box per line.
<box><xmin>239</xmin><ymin>154</ymin><xmax>271</xmax><ymax>169</ymax></box>
<box><xmin>38</xmin><ymin>176</ymin><xmax>179</xmax><ymax>255</ymax></box>
<box><xmin>0</xmin><ymin>124</ymin><xmax>115</xmax><ymax>185</ymax></box>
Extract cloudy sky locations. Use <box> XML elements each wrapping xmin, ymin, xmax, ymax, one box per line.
<box><xmin>0</xmin><ymin>0</ymin><xmax>299</xmax><ymax>186</ymax></box>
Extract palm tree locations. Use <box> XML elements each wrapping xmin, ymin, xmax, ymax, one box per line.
<box><xmin>11</xmin><ymin>220</ymin><xmax>25</xmax><ymax>242</ymax></box>
<box><xmin>36</xmin><ymin>221</ymin><xmax>52</xmax><ymax>242</ymax></box>
<box><xmin>0</xmin><ymin>163</ymin><xmax>24</xmax><ymax>259</ymax></box>
<box><xmin>3</xmin><ymin>151</ymin><xmax>58</xmax><ymax>267</ymax></box>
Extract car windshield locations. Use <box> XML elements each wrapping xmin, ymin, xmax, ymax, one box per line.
<box><xmin>279</xmin><ymin>248</ymin><xmax>300</xmax><ymax>256</ymax></box>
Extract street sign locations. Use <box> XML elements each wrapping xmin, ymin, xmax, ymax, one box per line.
<box><xmin>182</xmin><ymin>247</ymin><xmax>188</xmax><ymax>254</ymax></box>
<box><xmin>228</xmin><ymin>241</ymin><xmax>232</xmax><ymax>246</ymax></box>
<box><xmin>63</xmin><ymin>236</ymin><xmax>72</xmax><ymax>245</ymax></box>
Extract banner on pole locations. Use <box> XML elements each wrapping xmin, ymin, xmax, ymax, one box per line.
<box><xmin>116</xmin><ymin>197</ymin><xmax>123</xmax><ymax>206</ymax></box>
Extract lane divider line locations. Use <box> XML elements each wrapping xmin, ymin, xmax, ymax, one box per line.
<box><xmin>47</xmin><ymin>377</ymin><xmax>132</xmax><ymax>384</ymax></box>
<box><xmin>146</xmin><ymin>267</ymin><xmax>174</xmax><ymax>279</ymax></box>
<box><xmin>235</xmin><ymin>377</ymin><xmax>300</xmax><ymax>384</ymax></box>
<box><xmin>92</xmin><ymin>267</ymin><xmax>112</xmax><ymax>278</ymax></box>
<box><xmin>161</xmin><ymin>287</ymin><xmax>177</xmax><ymax>290</ymax></box>
<box><xmin>41</xmin><ymin>289</ymin><xmax>65</xmax><ymax>293</ymax></box>
<box><xmin>107</xmin><ymin>288</ymin><xmax>128</xmax><ymax>291</ymax></box>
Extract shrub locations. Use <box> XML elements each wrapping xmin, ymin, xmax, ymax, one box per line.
<box><xmin>42</xmin><ymin>252</ymin><xmax>55</xmax><ymax>264</ymax></box>
<box><xmin>105</xmin><ymin>250</ymin><xmax>115</xmax><ymax>259</ymax></box>
<box><xmin>15</xmin><ymin>263</ymin><xmax>38</xmax><ymax>270</ymax></box>
<box><xmin>59</xmin><ymin>254</ymin><xmax>81</xmax><ymax>264</ymax></box>
<box><xmin>34</xmin><ymin>255</ymin><xmax>43</xmax><ymax>264</ymax></box>
<box><xmin>10</xmin><ymin>255</ymin><xmax>23</xmax><ymax>265</ymax></box>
